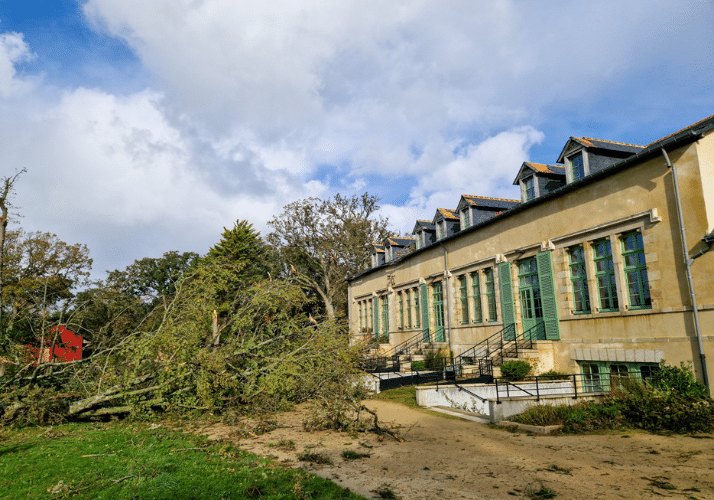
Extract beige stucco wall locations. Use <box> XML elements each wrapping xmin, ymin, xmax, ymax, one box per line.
<box><xmin>350</xmin><ymin>131</ymin><xmax>714</xmax><ymax>383</ymax></box>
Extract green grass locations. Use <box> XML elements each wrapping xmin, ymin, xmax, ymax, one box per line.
<box><xmin>0</xmin><ymin>422</ymin><xmax>365</xmax><ymax>500</ymax></box>
<box><xmin>373</xmin><ymin>386</ymin><xmax>419</xmax><ymax>408</ymax></box>
<box><xmin>372</xmin><ymin>386</ymin><xmax>463</xmax><ymax>420</ymax></box>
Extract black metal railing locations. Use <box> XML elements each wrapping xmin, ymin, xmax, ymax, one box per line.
<box><xmin>453</xmin><ymin>324</ymin><xmax>516</xmax><ymax>370</ymax></box>
<box><xmin>491</xmin><ymin>369</ymin><xmax>655</xmax><ymax>403</ymax></box>
<box><xmin>362</xmin><ymin>329</ymin><xmax>441</xmax><ymax>373</ymax></box>
<box><xmin>373</xmin><ymin>363</ymin><xmax>456</xmax><ymax>391</ymax></box>
<box><xmin>359</xmin><ymin>355</ymin><xmax>400</xmax><ymax>373</ymax></box>
<box><xmin>489</xmin><ymin>323</ymin><xmax>542</xmax><ymax>366</ymax></box>
<box><xmin>382</xmin><ymin>329</ymin><xmax>437</xmax><ymax>358</ymax></box>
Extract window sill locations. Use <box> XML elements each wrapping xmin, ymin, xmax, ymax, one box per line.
<box><xmin>561</xmin><ymin>307</ymin><xmax>661</xmax><ymax>321</ymax></box>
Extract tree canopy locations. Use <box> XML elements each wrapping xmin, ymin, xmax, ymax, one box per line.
<box><xmin>267</xmin><ymin>193</ymin><xmax>393</xmax><ymax>319</ymax></box>
<box><xmin>2</xmin><ymin>229</ymin><xmax>92</xmax><ymax>344</ymax></box>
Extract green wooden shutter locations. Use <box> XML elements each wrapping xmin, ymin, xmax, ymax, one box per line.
<box><xmin>536</xmin><ymin>251</ymin><xmax>561</xmax><ymax>340</ymax></box>
<box><xmin>420</xmin><ymin>284</ymin><xmax>430</xmax><ymax>342</ymax></box>
<box><xmin>498</xmin><ymin>262</ymin><xmax>516</xmax><ymax>340</ymax></box>
<box><xmin>372</xmin><ymin>298</ymin><xmax>379</xmax><ymax>338</ymax></box>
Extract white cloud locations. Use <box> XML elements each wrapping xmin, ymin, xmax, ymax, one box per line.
<box><xmin>0</xmin><ymin>32</ymin><xmax>33</xmax><ymax>97</ymax></box>
<box><xmin>0</xmin><ymin>85</ymin><xmax>320</xmax><ymax>276</ymax></box>
<box><xmin>81</xmin><ymin>0</ymin><xmax>711</xmax><ymax>183</ymax></box>
<box><xmin>0</xmin><ymin>0</ymin><xmax>711</xmax><ymax>276</ymax></box>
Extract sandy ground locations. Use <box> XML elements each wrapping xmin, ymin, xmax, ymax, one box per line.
<box><xmin>191</xmin><ymin>401</ymin><xmax>714</xmax><ymax>500</ymax></box>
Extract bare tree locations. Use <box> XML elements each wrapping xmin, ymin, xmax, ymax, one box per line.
<box><xmin>0</xmin><ymin>168</ymin><xmax>26</xmax><ymax>336</ymax></box>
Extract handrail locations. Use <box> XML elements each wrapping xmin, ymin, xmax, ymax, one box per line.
<box><xmin>453</xmin><ymin>324</ymin><xmax>515</xmax><ymax>366</ymax></box>
<box><xmin>382</xmin><ymin>330</ymin><xmax>431</xmax><ymax>357</ymax></box>
<box><xmin>452</xmin><ymin>380</ymin><xmax>488</xmax><ymax>402</ymax></box>
<box><xmin>453</xmin><ymin>323</ymin><xmax>546</xmax><ymax>379</ymax></box>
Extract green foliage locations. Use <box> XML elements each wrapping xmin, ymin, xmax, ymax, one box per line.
<box><xmin>106</xmin><ymin>250</ymin><xmax>200</xmax><ymax>306</ymax></box>
<box><xmin>299</xmin><ymin>451</ymin><xmax>333</xmax><ymax>465</ymax></box>
<box><xmin>1</xmin><ymin>216</ymin><xmax>364</xmax><ymax>428</ymax></box>
<box><xmin>207</xmin><ymin>220</ymin><xmax>276</xmax><ymax>281</ymax></box>
<box><xmin>512</xmin><ymin>363</ymin><xmax>714</xmax><ymax>434</ymax></box>
<box><xmin>267</xmin><ymin>193</ymin><xmax>394</xmax><ymax>319</ymax></box>
<box><xmin>609</xmin><ymin>378</ymin><xmax>714</xmax><ymax>434</ymax></box>
<box><xmin>411</xmin><ymin>361</ymin><xmax>425</xmax><ymax>371</ymax></box>
<box><xmin>525</xmin><ymin>483</ymin><xmax>557</xmax><ymax>499</ymax></box>
<box><xmin>538</xmin><ymin>370</ymin><xmax>570</xmax><ymax>380</ymax></box>
<box><xmin>512</xmin><ymin>401</ymin><xmax>620</xmax><ymax>432</ymax></box>
<box><xmin>1</xmin><ymin>229</ymin><xmax>92</xmax><ymax>344</ymax></box>
<box><xmin>341</xmin><ymin>450</ymin><xmax>368</xmax><ymax>460</ymax></box>
<box><xmin>0</xmin><ymin>422</ymin><xmax>365</xmax><ymax>499</ymax></box>
<box><xmin>651</xmin><ymin>361</ymin><xmax>708</xmax><ymax>398</ymax></box>
<box><xmin>423</xmin><ymin>348</ymin><xmax>450</xmax><ymax>369</ymax></box>
<box><xmin>0</xmin><ymin>387</ymin><xmax>70</xmax><ymax>427</ymax></box>
<box><xmin>500</xmin><ymin>360</ymin><xmax>532</xmax><ymax>380</ymax></box>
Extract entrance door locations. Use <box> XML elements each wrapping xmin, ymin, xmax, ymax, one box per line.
<box><xmin>432</xmin><ymin>282</ymin><xmax>445</xmax><ymax>342</ymax></box>
<box><xmin>518</xmin><ymin>258</ymin><xmax>544</xmax><ymax>339</ymax></box>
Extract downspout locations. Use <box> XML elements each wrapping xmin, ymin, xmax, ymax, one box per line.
<box><xmin>661</xmin><ymin>147</ymin><xmax>709</xmax><ymax>392</ymax></box>
<box><xmin>439</xmin><ymin>243</ymin><xmax>454</xmax><ymax>364</ymax></box>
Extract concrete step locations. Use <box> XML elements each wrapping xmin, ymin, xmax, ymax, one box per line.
<box><xmin>429</xmin><ymin>406</ymin><xmax>491</xmax><ymax>424</ymax></box>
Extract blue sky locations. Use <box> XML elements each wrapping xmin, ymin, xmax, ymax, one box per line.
<box><xmin>0</xmin><ymin>0</ymin><xmax>712</xmax><ymax>279</ymax></box>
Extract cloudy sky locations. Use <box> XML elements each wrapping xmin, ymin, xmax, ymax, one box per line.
<box><xmin>0</xmin><ymin>0</ymin><xmax>712</xmax><ymax>279</ymax></box>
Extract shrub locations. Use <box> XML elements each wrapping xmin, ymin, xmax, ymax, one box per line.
<box><xmin>538</xmin><ymin>370</ymin><xmax>570</xmax><ymax>381</ymax></box>
<box><xmin>424</xmin><ymin>348</ymin><xmax>450</xmax><ymax>369</ymax></box>
<box><xmin>411</xmin><ymin>361</ymin><xmax>426</xmax><ymax>371</ymax></box>
<box><xmin>608</xmin><ymin>379</ymin><xmax>714</xmax><ymax>434</ymax></box>
<box><xmin>500</xmin><ymin>360</ymin><xmax>532</xmax><ymax>380</ymax></box>
<box><xmin>512</xmin><ymin>401</ymin><xmax>621</xmax><ymax>432</ymax></box>
<box><xmin>651</xmin><ymin>361</ymin><xmax>708</xmax><ymax>399</ymax></box>
<box><xmin>512</xmin><ymin>362</ymin><xmax>714</xmax><ymax>434</ymax></box>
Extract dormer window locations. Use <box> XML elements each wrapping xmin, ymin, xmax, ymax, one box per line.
<box><xmin>523</xmin><ymin>177</ymin><xmax>535</xmax><ymax>201</ymax></box>
<box><xmin>436</xmin><ymin>222</ymin><xmax>444</xmax><ymax>240</ymax></box>
<box><xmin>570</xmin><ymin>153</ymin><xmax>585</xmax><ymax>181</ymax></box>
<box><xmin>416</xmin><ymin>234</ymin><xmax>422</xmax><ymax>250</ymax></box>
<box><xmin>460</xmin><ymin>209</ymin><xmax>470</xmax><ymax>229</ymax></box>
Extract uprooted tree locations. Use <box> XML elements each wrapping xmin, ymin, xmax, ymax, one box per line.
<box><xmin>0</xmin><ymin>220</ymin><xmax>369</xmax><ymax>427</ymax></box>
<box><xmin>266</xmin><ymin>193</ymin><xmax>394</xmax><ymax>320</ymax></box>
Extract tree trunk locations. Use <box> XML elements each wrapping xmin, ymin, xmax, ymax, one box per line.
<box><xmin>0</xmin><ymin>169</ymin><xmax>25</xmax><ymax>337</ymax></box>
<box><xmin>0</xmin><ymin>201</ymin><xmax>7</xmax><ymax>336</ymax></box>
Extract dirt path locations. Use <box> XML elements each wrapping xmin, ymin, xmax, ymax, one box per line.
<box><xmin>194</xmin><ymin>401</ymin><xmax>714</xmax><ymax>499</ymax></box>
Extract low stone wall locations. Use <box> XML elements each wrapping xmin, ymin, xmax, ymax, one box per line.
<box><xmin>488</xmin><ymin>394</ymin><xmax>605</xmax><ymax>422</ymax></box>
<box><xmin>416</xmin><ymin>381</ymin><xmax>601</xmax><ymax>421</ymax></box>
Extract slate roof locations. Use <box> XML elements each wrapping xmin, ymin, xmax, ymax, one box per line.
<box><xmin>371</xmin><ymin>244</ymin><xmax>385</xmax><ymax>253</ymax></box>
<box><xmin>413</xmin><ymin>220</ymin><xmax>435</xmax><ymax>233</ymax></box>
<box><xmin>434</xmin><ymin>208</ymin><xmax>459</xmax><ymax>221</ymax></box>
<box><xmin>512</xmin><ymin>162</ymin><xmax>566</xmax><ymax>185</ymax></box>
<box><xmin>348</xmin><ymin>112</ymin><xmax>714</xmax><ymax>282</ymax></box>
<box><xmin>525</xmin><ymin>162</ymin><xmax>565</xmax><ymax>175</ymax></box>
<box><xmin>557</xmin><ymin>137</ymin><xmax>644</xmax><ymax>163</ymax></box>
<box><xmin>386</xmin><ymin>237</ymin><xmax>416</xmax><ymax>247</ymax></box>
<box><xmin>647</xmin><ymin>112</ymin><xmax>714</xmax><ymax>147</ymax></box>
<box><xmin>461</xmin><ymin>195</ymin><xmax>520</xmax><ymax>210</ymax></box>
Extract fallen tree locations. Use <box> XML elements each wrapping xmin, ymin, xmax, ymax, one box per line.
<box><xmin>1</xmin><ymin>258</ymin><xmax>363</xmax><ymax>426</ymax></box>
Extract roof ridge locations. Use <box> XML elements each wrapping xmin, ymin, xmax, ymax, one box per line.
<box><xmin>646</xmin><ymin>112</ymin><xmax>714</xmax><ymax>147</ymax></box>
<box><xmin>578</xmin><ymin>137</ymin><xmax>644</xmax><ymax>148</ymax></box>
<box><xmin>463</xmin><ymin>195</ymin><xmax>520</xmax><ymax>202</ymax></box>
<box><xmin>524</xmin><ymin>162</ymin><xmax>563</xmax><ymax>167</ymax></box>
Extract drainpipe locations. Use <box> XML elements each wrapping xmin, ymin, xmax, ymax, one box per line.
<box><xmin>661</xmin><ymin>147</ymin><xmax>709</xmax><ymax>393</ymax></box>
<box><xmin>439</xmin><ymin>243</ymin><xmax>454</xmax><ymax>364</ymax></box>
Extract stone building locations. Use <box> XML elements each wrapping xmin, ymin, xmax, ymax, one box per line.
<box><xmin>348</xmin><ymin>114</ymin><xmax>714</xmax><ymax>388</ymax></box>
